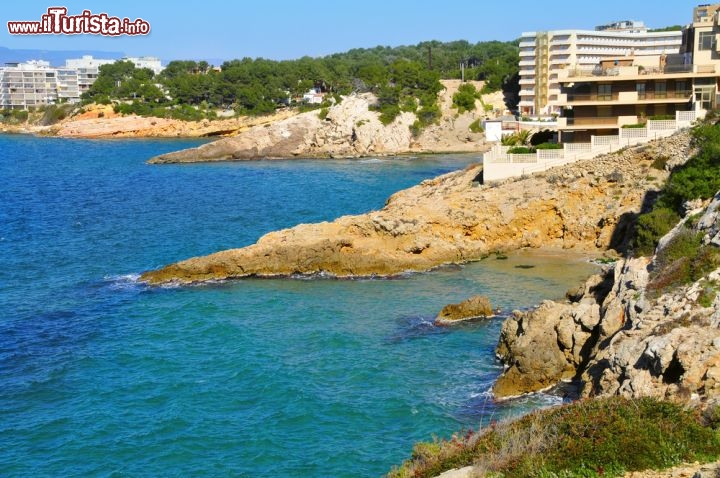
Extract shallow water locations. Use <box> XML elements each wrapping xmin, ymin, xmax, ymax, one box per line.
<box><xmin>0</xmin><ymin>135</ymin><xmax>597</xmax><ymax>477</ymax></box>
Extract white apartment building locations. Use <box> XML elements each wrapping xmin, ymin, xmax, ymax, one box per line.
<box><xmin>0</xmin><ymin>56</ymin><xmax>164</xmax><ymax>109</ymax></box>
<box><xmin>64</xmin><ymin>56</ymin><xmax>115</xmax><ymax>94</ymax></box>
<box><xmin>519</xmin><ymin>21</ymin><xmax>682</xmax><ymax>116</ymax></box>
<box><xmin>0</xmin><ymin>60</ymin><xmax>62</xmax><ymax>110</ymax></box>
<box><xmin>123</xmin><ymin>57</ymin><xmax>163</xmax><ymax>75</ymax></box>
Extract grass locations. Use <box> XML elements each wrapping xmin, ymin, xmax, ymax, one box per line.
<box><xmin>387</xmin><ymin>397</ymin><xmax>720</xmax><ymax>478</ymax></box>
<box><xmin>646</xmin><ymin>225</ymin><xmax>720</xmax><ymax>297</ymax></box>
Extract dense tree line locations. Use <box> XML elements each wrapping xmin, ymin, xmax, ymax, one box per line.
<box><xmin>81</xmin><ymin>39</ymin><xmax>519</xmax><ymax>120</ymax></box>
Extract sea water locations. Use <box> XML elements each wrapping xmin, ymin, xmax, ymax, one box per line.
<box><xmin>0</xmin><ymin>135</ymin><xmax>597</xmax><ymax>477</ymax></box>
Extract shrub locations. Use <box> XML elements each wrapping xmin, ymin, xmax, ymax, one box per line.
<box><xmin>416</xmin><ymin>102</ymin><xmax>441</xmax><ymax>126</ymax></box>
<box><xmin>468</xmin><ymin>118</ymin><xmax>483</xmax><ymax>133</ymax></box>
<box><xmin>318</xmin><ymin>107</ymin><xmax>329</xmax><ymax>120</ymax></box>
<box><xmin>535</xmin><ymin>142</ymin><xmax>562</xmax><ymax>149</ymax></box>
<box><xmin>409</xmin><ymin>120</ymin><xmax>423</xmax><ymax>138</ymax></box>
<box><xmin>650</xmin><ymin>114</ymin><xmax>675</xmax><ymax>120</ymax></box>
<box><xmin>648</xmin><ymin>227</ymin><xmax>720</xmax><ymax>296</ymax></box>
<box><xmin>651</xmin><ymin>155</ymin><xmax>669</xmax><ymax>171</ymax></box>
<box><xmin>507</xmin><ymin>146</ymin><xmax>534</xmax><ymax>154</ymax></box>
<box><xmin>622</xmin><ymin>123</ymin><xmax>646</xmax><ymax>128</ymax></box>
<box><xmin>388</xmin><ymin>397</ymin><xmax>720</xmax><ymax>478</ymax></box>
<box><xmin>378</xmin><ymin>104</ymin><xmax>400</xmax><ymax>125</ymax></box>
<box><xmin>451</xmin><ymin>83</ymin><xmax>479</xmax><ymax>113</ymax></box>
<box><xmin>400</xmin><ymin>96</ymin><xmax>417</xmax><ymax>113</ymax></box>
<box><xmin>39</xmin><ymin>104</ymin><xmax>72</xmax><ymax>125</ymax></box>
<box><xmin>633</xmin><ymin>207</ymin><xmax>681</xmax><ymax>257</ymax></box>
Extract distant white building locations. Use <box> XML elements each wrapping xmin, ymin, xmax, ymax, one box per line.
<box><xmin>302</xmin><ymin>88</ymin><xmax>325</xmax><ymax>104</ymax></box>
<box><xmin>0</xmin><ymin>56</ymin><xmax>165</xmax><ymax>109</ymax></box>
<box><xmin>123</xmin><ymin>56</ymin><xmax>163</xmax><ymax>75</ymax></box>
<box><xmin>64</xmin><ymin>55</ymin><xmax>115</xmax><ymax>95</ymax></box>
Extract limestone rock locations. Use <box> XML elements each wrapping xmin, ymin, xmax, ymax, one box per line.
<box><xmin>147</xmin><ymin>82</ymin><xmax>494</xmax><ymax>164</ymax></box>
<box><xmin>141</xmin><ymin>132</ymin><xmax>693</xmax><ymax>285</ymax></box>
<box><xmin>493</xmin><ymin>301</ymin><xmax>576</xmax><ymax>397</ymax></box>
<box><xmin>434</xmin><ymin>295</ymin><xmax>493</xmax><ymax>325</ymax></box>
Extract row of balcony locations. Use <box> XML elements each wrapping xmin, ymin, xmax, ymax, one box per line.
<box><xmin>556</xmin><ymin>111</ymin><xmax>697</xmax><ymax>129</ymax></box>
<box><xmin>558</xmin><ymin>90</ymin><xmax>692</xmax><ymax>104</ymax></box>
<box><xmin>564</xmin><ymin>63</ymin><xmax>713</xmax><ymax>79</ymax></box>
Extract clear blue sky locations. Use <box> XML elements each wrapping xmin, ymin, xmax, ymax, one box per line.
<box><xmin>0</xmin><ymin>0</ymin><xmax>702</xmax><ymax>63</ymax></box>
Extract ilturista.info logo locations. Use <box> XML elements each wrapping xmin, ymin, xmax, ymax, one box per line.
<box><xmin>7</xmin><ymin>7</ymin><xmax>150</xmax><ymax>36</ymax></box>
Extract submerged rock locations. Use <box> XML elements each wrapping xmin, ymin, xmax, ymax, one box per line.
<box><xmin>434</xmin><ymin>295</ymin><xmax>493</xmax><ymax>325</ymax></box>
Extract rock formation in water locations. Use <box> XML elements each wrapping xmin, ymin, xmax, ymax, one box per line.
<box><xmin>434</xmin><ymin>295</ymin><xmax>493</xmax><ymax>325</ymax></box>
<box><xmin>140</xmin><ymin>132</ymin><xmax>693</xmax><ymax>285</ymax></box>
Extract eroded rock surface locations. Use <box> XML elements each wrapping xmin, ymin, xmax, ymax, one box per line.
<box><xmin>141</xmin><ymin>132</ymin><xmax>692</xmax><ymax>285</ymax></box>
<box><xmin>493</xmin><ymin>189</ymin><xmax>720</xmax><ymax>405</ymax></box>
<box><xmin>435</xmin><ymin>295</ymin><xmax>493</xmax><ymax>325</ymax></box>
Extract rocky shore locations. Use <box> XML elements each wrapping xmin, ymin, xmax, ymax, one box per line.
<box><xmin>140</xmin><ymin>131</ymin><xmax>693</xmax><ymax>285</ymax></box>
<box><xmin>147</xmin><ymin>86</ymin><xmax>492</xmax><ymax>163</ymax></box>
<box><xmin>493</xmin><ymin>190</ymin><xmax>720</xmax><ymax>406</ymax></box>
<box><xmin>0</xmin><ymin>104</ymin><xmax>299</xmax><ymax>138</ymax></box>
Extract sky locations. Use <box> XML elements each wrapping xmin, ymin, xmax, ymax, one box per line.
<box><xmin>0</xmin><ymin>1</ymin><xmax>703</xmax><ymax>63</ymax></box>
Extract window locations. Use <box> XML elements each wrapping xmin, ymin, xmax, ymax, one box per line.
<box><xmin>699</xmin><ymin>31</ymin><xmax>716</xmax><ymax>51</ymax></box>
<box><xmin>675</xmin><ymin>81</ymin><xmax>688</xmax><ymax>97</ymax></box>
<box><xmin>597</xmin><ymin>84</ymin><xmax>612</xmax><ymax>101</ymax></box>
<box><xmin>655</xmin><ymin>81</ymin><xmax>667</xmax><ymax>99</ymax></box>
<box><xmin>636</xmin><ymin>83</ymin><xmax>646</xmax><ymax>100</ymax></box>
<box><xmin>696</xmin><ymin>87</ymin><xmax>714</xmax><ymax>110</ymax></box>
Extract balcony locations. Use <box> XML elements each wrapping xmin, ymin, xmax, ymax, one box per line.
<box><xmin>558</xmin><ymin>90</ymin><xmax>692</xmax><ymax>105</ymax></box>
<box><xmin>519</xmin><ymin>40</ymin><xmax>535</xmax><ymax>48</ymax></box>
<box><xmin>557</xmin><ymin>116</ymin><xmax>619</xmax><ymax>128</ymax></box>
<box><xmin>519</xmin><ymin>89</ymin><xmax>535</xmax><ymax>96</ymax></box>
<box><xmin>562</xmin><ymin>63</ymin><xmax>716</xmax><ymax>80</ymax></box>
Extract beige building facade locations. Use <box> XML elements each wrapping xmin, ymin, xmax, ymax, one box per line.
<box><xmin>519</xmin><ymin>23</ymin><xmax>682</xmax><ymax>116</ymax></box>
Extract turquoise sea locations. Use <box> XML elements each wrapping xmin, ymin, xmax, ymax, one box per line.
<box><xmin>0</xmin><ymin>135</ymin><xmax>597</xmax><ymax>477</ymax></box>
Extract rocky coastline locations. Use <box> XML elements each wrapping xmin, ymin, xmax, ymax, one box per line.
<box><xmin>140</xmin><ymin>131</ymin><xmax>692</xmax><ymax>285</ymax></box>
<box><xmin>146</xmin><ymin>89</ymin><xmax>491</xmax><ymax>163</ymax></box>
<box><xmin>493</xmin><ymin>191</ymin><xmax>720</xmax><ymax>405</ymax></box>
<box><xmin>0</xmin><ymin>80</ymin><xmax>501</xmax><ymax>158</ymax></box>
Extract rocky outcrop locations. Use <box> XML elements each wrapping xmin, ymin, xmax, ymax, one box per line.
<box><xmin>147</xmin><ymin>89</ymin><xmax>490</xmax><ymax>163</ymax></box>
<box><xmin>6</xmin><ymin>104</ymin><xmax>300</xmax><ymax>138</ymax></box>
<box><xmin>493</xmin><ymin>190</ymin><xmax>720</xmax><ymax>405</ymax></box>
<box><xmin>435</xmin><ymin>295</ymin><xmax>493</xmax><ymax>325</ymax></box>
<box><xmin>140</xmin><ymin>132</ymin><xmax>692</xmax><ymax>285</ymax></box>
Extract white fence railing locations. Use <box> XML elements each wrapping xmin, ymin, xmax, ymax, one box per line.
<box><xmin>537</xmin><ymin>149</ymin><xmax>564</xmax><ymax>161</ymax></box>
<box><xmin>677</xmin><ymin>111</ymin><xmax>696</xmax><ymax>123</ymax></box>
<box><xmin>564</xmin><ymin>142</ymin><xmax>592</xmax><ymax>153</ymax></box>
<box><xmin>619</xmin><ymin>127</ymin><xmax>648</xmax><ymax>139</ymax></box>
<box><xmin>647</xmin><ymin>119</ymin><xmax>676</xmax><ymax>131</ymax></box>
<box><xmin>483</xmin><ymin>109</ymin><xmax>699</xmax><ymax>182</ymax></box>
<box><xmin>591</xmin><ymin>135</ymin><xmax>619</xmax><ymax>147</ymax></box>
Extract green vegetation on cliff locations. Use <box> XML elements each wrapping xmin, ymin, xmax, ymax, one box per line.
<box><xmin>81</xmin><ymin>40</ymin><xmax>519</xmax><ymax>121</ymax></box>
<box><xmin>389</xmin><ymin>397</ymin><xmax>720</xmax><ymax>478</ymax></box>
<box><xmin>634</xmin><ymin>121</ymin><xmax>720</xmax><ymax>256</ymax></box>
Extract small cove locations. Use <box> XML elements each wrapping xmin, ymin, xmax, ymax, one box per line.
<box><xmin>0</xmin><ymin>135</ymin><xmax>598</xmax><ymax>477</ymax></box>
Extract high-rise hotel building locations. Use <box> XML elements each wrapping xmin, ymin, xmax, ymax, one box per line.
<box><xmin>518</xmin><ymin>21</ymin><xmax>682</xmax><ymax>116</ymax></box>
